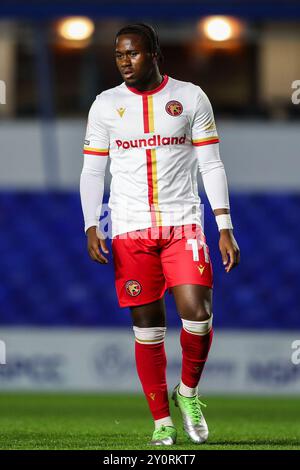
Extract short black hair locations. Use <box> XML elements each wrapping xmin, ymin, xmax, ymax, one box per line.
<box><xmin>115</xmin><ymin>23</ymin><xmax>164</xmax><ymax>62</ymax></box>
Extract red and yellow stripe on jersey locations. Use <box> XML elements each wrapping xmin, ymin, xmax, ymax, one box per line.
<box><xmin>142</xmin><ymin>95</ymin><xmax>162</xmax><ymax>227</ymax></box>
<box><xmin>83</xmin><ymin>146</ymin><xmax>109</xmax><ymax>156</ymax></box>
<box><xmin>143</xmin><ymin>95</ymin><xmax>155</xmax><ymax>133</ymax></box>
<box><xmin>192</xmin><ymin>136</ymin><xmax>219</xmax><ymax>146</ymax></box>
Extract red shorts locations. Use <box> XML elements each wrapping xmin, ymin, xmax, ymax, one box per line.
<box><xmin>112</xmin><ymin>224</ymin><xmax>213</xmax><ymax>308</ymax></box>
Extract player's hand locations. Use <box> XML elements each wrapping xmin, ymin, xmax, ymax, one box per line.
<box><xmin>219</xmin><ymin>229</ymin><xmax>240</xmax><ymax>273</ymax></box>
<box><xmin>86</xmin><ymin>226</ymin><xmax>109</xmax><ymax>264</ymax></box>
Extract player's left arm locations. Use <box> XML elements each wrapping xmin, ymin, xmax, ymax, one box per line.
<box><xmin>192</xmin><ymin>88</ymin><xmax>240</xmax><ymax>273</ymax></box>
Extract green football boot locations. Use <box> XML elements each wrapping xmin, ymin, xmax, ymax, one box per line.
<box><xmin>150</xmin><ymin>425</ymin><xmax>177</xmax><ymax>446</ymax></box>
<box><xmin>172</xmin><ymin>384</ymin><xmax>209</xmax><ymax>444</ymax></box>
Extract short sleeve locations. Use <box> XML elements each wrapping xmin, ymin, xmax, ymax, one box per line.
<box><xmin>191</xmin><ymin>88</ymin><xmax>219</xmax><ymax>147</ymax></box>
<box><xmin>83</xmin><ymin>94</ymin><xmax>110</xmax><ymax>157</ymax></box>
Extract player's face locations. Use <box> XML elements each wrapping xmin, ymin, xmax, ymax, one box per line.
<box><xmin>115</xmin><ymin>34</ymin><xmax>155</xmax><ymax>86</ymax></box>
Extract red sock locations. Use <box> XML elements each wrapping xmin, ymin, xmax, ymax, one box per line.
<box><xmin>135</xmin><ymin>341</ymin><xmax>170</xmax><ymax>420</ymax></box>
<box><xmin>180</xmin><ymin>328</ymin><xmax>213</xmax><ymax>388</ymax></box>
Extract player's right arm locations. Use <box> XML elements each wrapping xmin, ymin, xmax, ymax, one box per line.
<box><xmin>80</xmin><ymin>95</ymin><xmax>110</xmax><ymax>264</ymax></box>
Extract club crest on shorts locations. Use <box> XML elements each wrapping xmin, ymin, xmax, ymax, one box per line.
<box><xmin>165</xmin><ymin>100</ymin><xmax>183</xmax><ymax>116</ymax></box>
<box><xmin>125</xmin><ymin>280</ymin><xmax>142</xmax><ymax>297</ymax></box>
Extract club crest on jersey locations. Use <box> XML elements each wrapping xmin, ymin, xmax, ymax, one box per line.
<box><xmin>117</xmin><ymin>107</ymin><xmax>126</xmax><ymax>117</ymax></box>
<box><xmin>125</xmin><ymin>280</ymin><xmax>142</xmax><ymax>297</ymax></box>
<box><xmin>165</xmin><ymin>100</ymin><xmax>183</xmax><ymax>117</ymax></box>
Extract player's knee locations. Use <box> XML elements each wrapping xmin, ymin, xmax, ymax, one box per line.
<box><xmin>194</xmin><ymin>306</ymin><xmax>211</xmax><ymax>322</ymax></box>
<box><xmin>181</xmin><ymin>304</ymin><xmax>211</xmax><ymax>322</ymax></box>
<box><xmin>133</xmin><ymin>326</ymin><xmax>167</xmax><ymax>344</ymax></box>
<box><xmin>182</xmin><ymin>315</ymin><xmax>213</xmax><ymax>336</ymax></box>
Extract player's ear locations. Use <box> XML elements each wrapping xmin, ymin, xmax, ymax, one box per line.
<box><xmin>152</xmin><ymin>52</ymin><xmax>158</xmax><ymax>63</ymax></box>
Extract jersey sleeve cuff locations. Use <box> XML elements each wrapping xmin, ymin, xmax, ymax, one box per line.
<box><xmin>83</xmin><ymin>146</ymin><xmax>109</xmax><ymax>156</ymax></box>
<box><xmin>192</xmin><ymin>136</ymin><xmax>219</xmax><ymax>146</ymax></box>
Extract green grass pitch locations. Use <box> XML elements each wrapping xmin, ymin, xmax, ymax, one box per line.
<box><xmin>0</xmin><ymin>393</ymin><xmax>300</xmax><ymax>450</ymax></box>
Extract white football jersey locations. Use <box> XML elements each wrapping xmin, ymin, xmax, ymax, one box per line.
<box><xmin>83</xmin><ymin>75</ymin><xmax>220</xmax><ymax>237</ymax></box>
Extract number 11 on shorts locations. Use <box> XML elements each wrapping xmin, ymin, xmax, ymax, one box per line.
<box><xmin>187</xmin><ymin>238</ymin><xmax>209</xmax><ymax>263</ymax></box>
